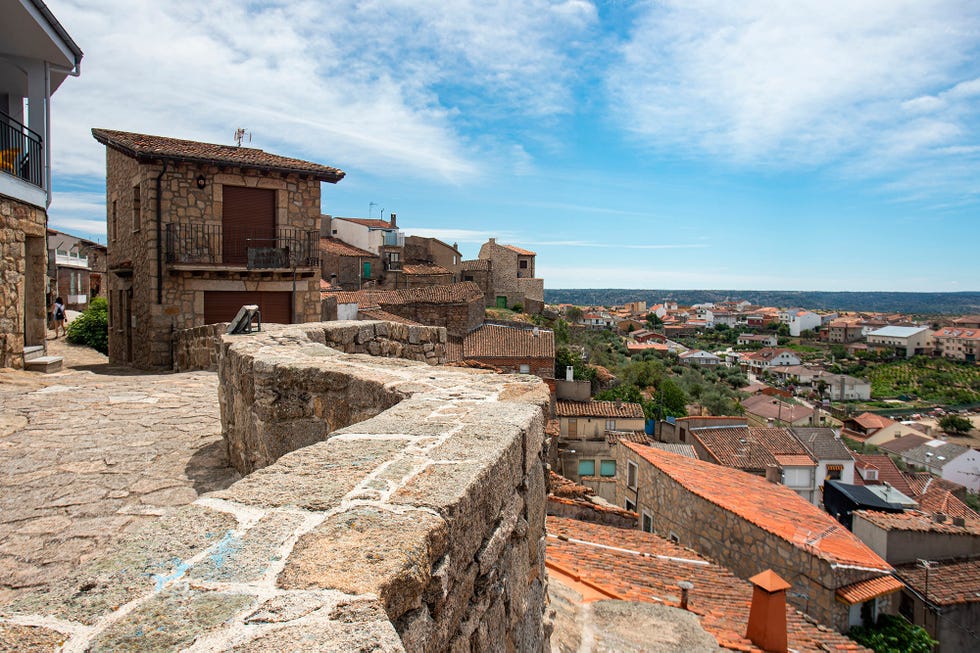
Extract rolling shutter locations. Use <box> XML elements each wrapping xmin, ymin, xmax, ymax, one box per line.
<box><xmin>204</xmin><ymin>291</ymin><xmax>293</xmax><ymax>325</ymax></box>
<box><xmin>222</xmin><ymin>186</ymin><xmax>276</xmax><ymax>264</ymax></box>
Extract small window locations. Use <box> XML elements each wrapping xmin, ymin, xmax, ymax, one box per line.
<box><xmin>605</xmin><ymin>419</ymin><xmax>616</xmax><ymax>431</ymax></box>
<box><xmin>519</xmin><ymin>259</ymin><xmax>528</xmax><ymax>269</ymax></box>
<box><xmin>625</xmin><ymin>497</ymin><xmax>636</xmax><ymax>512</ymax></box>
<box><xmin>519</xmin><ymin>364</ymin><xmax>530</xmax><ymax>374</ymax></box>
<box><xmin>132</xmin><ymin>184</ymin><xmax>141</xmax><ymax>231</ymax></box>
<box><xmin>464</xmin><ymin>275</ymin><xmax>474</xmax><ymax>282</ymax></box>
<box><xmin>578</xmin><ymin>460</ymin><xmax>596</xmax><ymax>477</ymax></box>
<box><xmin>600</xmin><ymin>460</ymin><xmax>616</xmax><ymax>477</ymax></box>
<box><xmin>669</xmin><ymin>531</ymin><xmax>680</xmax><ymax>544</ymax></box>
<box><xmin>627</xmin><ymin>461</ymin><xmax>638</xmax><ymax>489</ymax></box>
<box><xmin>641</xmin><ymin>511</ymin><xmax>653</xmax><ymax>533</ymax></box>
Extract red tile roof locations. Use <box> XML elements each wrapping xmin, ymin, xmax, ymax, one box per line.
<box><xmin>605</xmin><ymin>430</ymin><xmax>653</xmax><ymax>445</ymax></box>
<box><xmin>741</xmin><ymin>395</ymin><xmax>814</xmax><ymax>423</ymax></box>
<box><xmin>896</xmin><ymin>558</ymin><xmax>980</xmax><ymax>606</ymax></box>
<box><xmin>853</xmin><ymin>509</ymin><xmax>980</xmax><ymax>535</ymax></box>
<box><xmin>836</xmin><ymin>576</ymin><xmax>905</xmax><ymax>605</ymax></box>
<box><xmin>546</xmin><ymin>517</ymin><xmax>869</xmax><ymax>652</ymax></box>
<box><xmin>903</xmin><ymin>472</ymin><xmax>965</xmax><ymax>497</ymax></box>
<box><xmin>335</xmin><ymin>217</ymin><xmax>394</xmax><ymax>229</ymax></box>
<box><xmin>622</xmin><ymin>443</ymin><xmax>893</xmax><ymax>570</ymax></box>
<box><xmin>556</xmin><ymin>400</ymin><xmax>645</xmax><ymax>419</ymax></box>
<box><xmin>877</xmin><ymin>434</ymin><xmax>930</xmax><ymax>454</ymax></box>
<box><xmin>852</xmin><ymin>454</ymin><xmax>914</xmax><ymax>496</ymax></box>
<box><xmin>459</xmin><ymin>259</ymin><xmax>491</xmax><ymax>270</ymax></box>
<box><xmin>746</xmin><ymin>347</ymin><xmax>797</xmax><ymax>362</ymax></box>
<box><xmin>773</xmin><ymin>454</ymin><xmax>817</xmax><ymax>467</ymax></box>
<box><xmin>322</xmin><ymin>282</ymin><xmax>483</xmax><ymax>305</ymax></box>
<box><xmin>357</xmin><ymin>307</ymin><xmax>422</xmax><ymax>326</ymax></box>
<box><xmin>462</xmin><ymin>324</ymin><xmax>555</xmax><ymax>359</ymax></box>
<box><xmin>503</xmin><ymin>244</ymin><xmax>536</xmax><ymax>256</ymax></box>
<box><xmin>848</xmin><ymin>412</ymin><xmax>897</xmax><ymax>431</ymax></box>
<box><xmin>914</xmin><ymin>487</ymin><xmax>980</xmax><ymax>522</ymax></box>
<box><xmin>933</xmin><ymin>327</ymin><xmax>980</xmax><ymax>340</ymax></box>
<box><xmin>401</xmin><ymin>263</ymin><xmax>450</xmax><ymax>275</ymax></box>
<box><xmin>91</xmin><ymin>129</ymin><xmax>344</xmax><ymax>182</ymax></box>
<box><xmin>319</xmin><ymin>237</ymin><xmax>376</xmax><ymax>258</ymax></box>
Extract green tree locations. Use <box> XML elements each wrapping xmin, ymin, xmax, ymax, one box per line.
<box><xmin>645</xmin><ymin>312</ymin><xmax>663</xmax><ymax>329</ymax></box>
<box><xmin>565</xmin><ymin>306</ymin><xmax>583</xmax><ymax>323</ymax></box>
<box><xmin>554</xmin><ymin>319</ymin><xmax>570</xmax><ymax>346</ymax></box>
<box><xmin>655</xmin><ymin>378</ymin><xmax>688</xmax><ymax>418</ymax></box>
<box><xmin>66</xmin><ymin>296</ymin><xmax>108</xmax><ymax>355</ymax></box>
<box><xmin>940</xmin><ymin>414</ymin><xmax>973</xmax><ymax>435</ymax></box>
<box><xmin>776</xmin><ymin>323</ymin><xmax>791</xmax><ymax>337</ymax></box>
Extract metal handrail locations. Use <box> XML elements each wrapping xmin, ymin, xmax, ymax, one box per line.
<box><xmin>0</xmin><ymin>110</ymin><xmax>44</xmax><ymax>188</ymax></box>
<box><xmin>165</xmin><ymin>223</ymin><xmax>320</xmax><ymax>267</ymax></box>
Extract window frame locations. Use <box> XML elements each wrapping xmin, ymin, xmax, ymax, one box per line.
<box><xmin>641</xmin><ymin>510</ymin><xmax>653</xmax><ymax>533</ymax></box>
<box><xmin>626</xmin><ymin>460</ymin><xmax>638</xmax><ymax>489</ymax></box>
<box><xmin>578</xmin><ymin>459</ymin><xmax>596</xmax><ymax>477</ymax></box>
<box><xmin>599</xmin><ymin>459</ymin><xmax>616</xmax><ymax>477</ymax></box>
<box><xmin>625</xmin><ymin>497</ymin><xmax>636</xmax><ymax>512</ymax></box>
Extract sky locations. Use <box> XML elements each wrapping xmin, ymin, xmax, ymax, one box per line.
<box><xmin>42</xmin><ymin>0</ymin><xmax>980</xmax><ymax>292</ymax></box>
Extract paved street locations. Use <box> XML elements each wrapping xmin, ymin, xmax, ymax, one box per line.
<box><xmin>0</xmin><ymin>338</ymin><xmax>238</xmax><ymax>607</ymax></box>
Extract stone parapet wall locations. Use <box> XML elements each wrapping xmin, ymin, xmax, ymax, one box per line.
<box><xmin>172</xmin><ymin>322</ymin><xmax>229</xmax><ymax>371</ymax></box>
<box><xmin>4</xmin><ymin>322</ymin><xmax>552</xmax><ymax>651</ymax></box>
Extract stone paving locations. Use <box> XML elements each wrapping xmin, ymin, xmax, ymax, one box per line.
<box><xmin>0</xmin><ymin>337</ymin><xmax>239</xmax><ymax>611</ymax></box>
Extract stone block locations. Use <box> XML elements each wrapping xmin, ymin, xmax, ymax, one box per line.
<box><xmin>189</xmin><ymin>510</ymin><xmax>306</xmax><ymax>583</ymax></box>
<box><xmin>278</xmin><ymin>507</ymin><xmax>448</xmax><ymax>621</ymax></box>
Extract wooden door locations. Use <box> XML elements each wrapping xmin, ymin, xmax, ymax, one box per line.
<box><xmin>204</xmin><ymin>291</ymin><xmax>292</xmax><ymax>325</ymax></box>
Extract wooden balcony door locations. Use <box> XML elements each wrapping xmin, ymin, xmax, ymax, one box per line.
<box><xmin>222</xmin><ymin>186</ymin><xmax>276</xmax><ymax>265</ymax></box>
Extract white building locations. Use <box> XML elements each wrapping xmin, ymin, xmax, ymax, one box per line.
<box><xmin>781</xmin><ymin>309</ymin><xmax>822</xmax><ymax>337</ymax></box>
<box><xmin>866</xmin><ymin>326</ymin><xmax>932</xmax><ymax>358</ymax></box>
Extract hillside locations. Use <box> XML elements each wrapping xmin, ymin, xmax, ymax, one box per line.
<box><xmin>543</xmin><ymin>289</ymin><xmax>980</xmax><ymax>315</ymax></box>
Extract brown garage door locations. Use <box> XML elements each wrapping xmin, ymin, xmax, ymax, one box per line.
<box><xmin>204</xmin><ymin>291</ymin><xmax>292</xmax><ymax>325</ymax></box>
<box><xmin>222</xmin><ymin>186</ymin><xmax>276</xmax><ymax>265</ymax></box>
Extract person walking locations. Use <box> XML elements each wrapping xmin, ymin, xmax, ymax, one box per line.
<box><xmin>52</xmin><ymin>296</ymin><xmax>66</xmax><ymax>338</ymax></box>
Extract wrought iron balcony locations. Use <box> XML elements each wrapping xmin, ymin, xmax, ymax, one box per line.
<box><xmin>0</xmin><ymin>111</ymin><xmax>44</xmax><ymax>189</ymax></box>
<box><xmin>165</xmin><ymin>223</ymin><xmax>320</xmax><ymax>269</ymax></box>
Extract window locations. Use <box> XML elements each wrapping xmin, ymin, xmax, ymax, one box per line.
<box><xmin>578</xmin><ymin>460</ymin><xmax>596</xmax><ymax>477</ymax></box>
<box><xmin>668</xmin><ymin>531</ymin><xmax>680</xmax><ymax>544</ymax></box>
<box><xmin>627</xmin><ymin>461</ymin><xmax>638</xmax><ymax>489</ymax></box>
<box><xmin>132</xmin><ymin>184</ymin><xmax>141</xmax><ymax>231</ymax></box>
<box><xmin>519</xmin><ymin>259</ymin><xmax>528</xmax><ymax>269</ymax></box>
<box><xmin>605</xmin><ymin>419</ymin><xmax>616</xmax><ymax>431</ymax></box>
<box><xmin>641</xmin><ymin>511</ymin><xmax>653</xmax><ymax>533</ymax></box>
<box><xmin>625</xmin><ymin>497</ymin><xmax>636</xmax><ymax>512</ymax></box>
<box><xmin>519</xmin><ymin>364</ymin><xmax>530</xmax><ymax>374</ymax></box>
<box><xmin>464</xmin><ymin>275</ymin><xmax>474</xmax><ymax>282</ymax></box>
<box><xmin>600</xmin><ymin>460</ymin><xmax>616</xmax><ymax>477</ymax></box>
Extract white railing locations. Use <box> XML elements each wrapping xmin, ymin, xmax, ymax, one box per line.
<box><xmin>55</xmin><ymin>252</ymin><xmax>89</xmax><ymax>267</ymax></box>
<box><xmin>68</xmin><ymin>294</ymin><xmax>87</xmax><ymax>304</ymax></box>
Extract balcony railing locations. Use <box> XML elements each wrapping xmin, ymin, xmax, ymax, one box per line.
<box><xmin>0</xmin><ymin>111</ymin><xmax>44</xmax><ymax>189</ymax></box>
<box><xmin>165</xmin><ymin>223</ymin><xmax>320</xmax><ymax>268</ymax></box>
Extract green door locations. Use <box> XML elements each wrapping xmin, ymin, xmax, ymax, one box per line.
<box><xmin>496</xmin><ymin>296</ymin><xmax>507</xmax><ymax>308</ymax></box>
<box><xmin>362</xmin><ymin>261</ymin><xmax>371</xmax><ymax>278</ymax></box>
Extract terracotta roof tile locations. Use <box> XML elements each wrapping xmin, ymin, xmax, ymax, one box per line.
<box><xmin>319</xmin><ymin>237</ymin><xmax>376</xmax><ymax>258</ymax></box>
<box><xmin>877</xmin><ymin>434</ymin><xmax>931</xmax><ymax>454</ymax></box>
<box><xmin>546</xmin><ymin>516</ymin><xmax>870</xmax><ymax>653</ymax></box>
<box><xmin>463</xmin><ymin>324</ymin><xmax>555</xmax><ymax>359</ymax></box>
<box><xmin>91</xmin><ymin>129</ymin><xmax>344</xmax><ymax>182</ymax></box>
<box><xmin>903</xmin><ymin>472</ymin><xmax>966</xmax><ymax>497</ymax></box>
<box><xmin>401</xmin><ymin>263</ymin><xmax>450</xmax><ymax>275</ymax></box>
<box><xmin>851</xmin><ymin>455</ymin><xmax>914</xmax><ymax>496</ymax></box>
<box><xmin>896</xmin><ymin>558</ymin><xmax>980</xmax><ymax>606</ymax></box>
<box><xmin>913</xmin><ymin>488</ymin><xmax>980</xmax><ymax>522</ymax></box>
<box><xmin>849</xmin><ymin>412</ymin><xmax>897</xmax><ymax>431</ymax></box>
<box><xmin>605</xmin><ymin>430</ymin><xmax>653</xmax><ymax>445</ymax></box>
<box><xmin>740</xmin><ymin>395</ymin><xmax>815</xmax><ymax>423</ymax></box>
<box><xmin>773</xmin><ymin>454</ymin><xmax>817</xmax><ymax>467</ymax></box>
<box><xmin>321</xmin><ymin>282</ymin><xmax>483</xmax><ymax>306</ymax></box>
<box><xmin>622</xmin><ymin>443</ymin><xmax>893</xmax><ymax>570</ymax></box>
<box><xmin>357</xmin><ymin>308</ymin><xmax>422</xmax><ymax>326</ymax></box>
<box><xmin>333</xmin><ymin>217</ymin><xmax>394</xmax><ymax>229</ymax></box>
<box><xmin>836</xmin><ymin>576</ymin><xmax>905</xmax><ymax>605</ymax></box>
<box><xmin>852</xmin><ymin>509</ymin><xmax>980</xmax><ymax>535</ymax></box>
<box><xmin>556</xmin><ymin>400</ymin><xmax>644</xmax><ymax>419</ymax></box>
<box><xmin>503</xmin><ymin>244</ymin><xmax>536</xmax><ymax>256</ymax></box>
<box><xmin>459</xmin><ymin>259</ymin><xmax>490</xmax><ymax>270</ymax></box>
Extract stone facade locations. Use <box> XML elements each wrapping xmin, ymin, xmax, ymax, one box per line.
<box><xmin>4</xmin><ymin>321</ymin><xmax>552</xmax><ymax>651</ymax></box>
<box><xmin>616</xmin><ymin>445</ymin><xmax>897</xmax><ymax>633</ymax></box>
<box><xmin>476</xmin><ymin>239</ymin><xmax>545</xmax><ymax>313</ymax></box>
<box><xmin>404</xmin><ymin>235</ymin><xmax>461</xmax><ymax>274</ymax></box>
<box><xmin>100</xmin><ymin>143</ymin><xmax>326</xmax><ymax>370</ymax></box>
<box><xmin>0</xmin><ymin>194</ymin><xmax>47</xmax><ymax>368</ymax></box>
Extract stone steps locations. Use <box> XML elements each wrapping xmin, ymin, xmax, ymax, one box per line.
<box><xmin>23</xmin><ymin>345</ymin><xmax>45</xmax><ymax>361</ymax></box>
<box><xmin>24</xmin><ymin>355</ymin><xmax>63</xmax><ymax>373</ymax></box>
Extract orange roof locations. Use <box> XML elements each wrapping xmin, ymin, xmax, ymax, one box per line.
<box><xmin>463</xmin><ymin>324</ymin><xmax>555</xmax><ymax>359</ymax></box>
<box><xmin>852</xmin><ymin>455</ymin><xmax>913</xmax><ymax>496</ymax></box>
<box><xmin>852</xmin><ymin>509</ymin><xmax>980</xmax><ymax>535</ymax></box>
<box><xmin>92</xmin><ymin>129</ymin><xmax>344</xmax><ymax>182</ymax></box>
<box><xmin>933</xmin><ymin>327</ymin><xmax>980</xmax><ymax>340</ymax></box>
<box><xmin>773</xmin><ymin>454</ymin><xmax>817</xmax><ymax>467</ymax></box>
<box><xmin>622</xmin><ymin>443</ymin><xmax>893</xmax><ymax>570</ymax></box>
<box><xmin>503</xmin><ymin>244</ymin><xmax>536</xmax><ymax>256</ymax></box>
<box><xmin>914</xmin><ymin>487</ymin><xmax>980</xmax><ymax>522</ymax></box>
<box><xmin>546</xmin><ymin>517</ymin><xmax>869</xmax><ymax>652</ymax></box>
<box><xmin>849</xmin><ymin>412</ymin><xmax>897</xmax><ymax>431</ymax></box>
<box><xmin>319</xmin><ymin>237</ymin><xmax>376</xmax><ymax>258</ymax></box>
<box><xmin>556</xmin><ymin>400</ymin><xmax>644</xmax><ymax>419</ymax></box>
<box><xmin>401</xmin><ymin>263</ymin><xmax>450</xmax><ymax>275</ymax></box>
<box><xmin>896</xmin><ymin>558</ymin><xmax>980</xmax><ymax>606</ymax></box>
<box><xmin>836</xmin><ymin>576</ymin><xmax>904</xmax><ymax>605</ymax></box>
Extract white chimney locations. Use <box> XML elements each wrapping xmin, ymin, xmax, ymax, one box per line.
<box><xmin>566</xmin><ymin>366</ymin><xmax>574</xmax><ymax>382</ymax></box>
<box><xmin>533</xmin><ymin>327</ymin><xmax>540</xmax><ymax>337</ymax></box>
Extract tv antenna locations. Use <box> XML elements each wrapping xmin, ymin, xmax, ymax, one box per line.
<box><xmin>234</xmin><ymin>128</ymin><xmax>252</xmax><ymax>147</ymax></box>
<box><xmin>369</xmin><ymin>202</ymin><xmax>377</xmax><ymax>218</ymax></box>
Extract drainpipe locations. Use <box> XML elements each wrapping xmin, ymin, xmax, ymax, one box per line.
<box><xmin>155</xmin><ymin>160</ymin><xmax>169</xmax><ymax>304</ymax></box>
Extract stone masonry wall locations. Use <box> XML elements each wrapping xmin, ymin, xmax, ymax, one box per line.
<box><xmin>0</xmin><ymin>194</ymin><xmax>46</xmax><ymax>369</ymax></box>
<box><xmin>617</xmin><ymin>446</ymin><xmax>892</xmax><ymax>633</ymax></box>
<box><xmin>4</xmin><ymin>321</ymin><xmax>552</xmax><ymax>652</ymax></box>
<box><xmin>172</xmin><ymin>322</ymin><xmax>230</xmax><ymax>372</ymax></box>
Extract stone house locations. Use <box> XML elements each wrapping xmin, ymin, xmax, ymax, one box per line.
<box><xmin>401</xmin><ymin>263</ymin><xmax>453</xmax><ymax>288</ymax></box>
<box><xmin>556</xmin><ymin>400</ymin><xmax>646</xmax><ymax>502</ymax></box>
<box><xmin>318</xmin><ymin>237</ymin><xmax>377</xmax><ymax>291</ymax></box>
<box><xmin>616</xmin><ymin>442</ymin><xmax>903</xmax><ymax>633</ymax></box>
<box><xmin>461</xmin><ymin>323</ymin><xmax>555</xmax><ymax>379</ymax></box>
<box><xmin>324</xmin><ymin>215</ymin><xmax>403</xmax><ymax>287</ymax></box>
<box><xmin>46</xmin><ymin>228</ymin><xmax>106</xmax><ymax>312</ymax></box>
<box><xmin>895</xmin><ymin>558</ymin><xmax>980</xmax><ymax>653</ymax></box>
<box><xmin>91</xmin><ymin>129</ymin><xmax>344</xmax><ymax>368</ymax></box>
<box><xmin>404</xmin><ymin>235</ymin><xmax>461</xmax><ymax>273</ymax></box>
<box><xmin>476</xmin><ymin>238</ymin><xmax>544</xmax><ymax>313</ymax></box>
<box><xmin>0</xmin><ymin>1</ymin><xmax>82</xmax><ymax>369</ymax></box>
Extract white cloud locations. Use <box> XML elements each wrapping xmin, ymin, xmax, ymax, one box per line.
<box><xmin>608</xmin><ymin>1</ymin><xmax>980</xmax><ymax>200</ymax></box>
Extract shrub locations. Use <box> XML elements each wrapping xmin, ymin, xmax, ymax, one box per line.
<box><xmin>849</xmin><ymin>614</ymin><xmax>936</xmax><ymax>653</ymax></box>
<box><xmin>66</xmin><ymin>296</ymin><xmax>108</xmax><ymax>354</ymax></box>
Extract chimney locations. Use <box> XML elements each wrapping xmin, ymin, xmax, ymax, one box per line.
<box><xmin>745</xmin><ymin>570</ymin><xmax>791</xmax><ymax>653</ymax></box>
<box><xmin>489</xmin><ymin>237</ymin><xmax>496</xmax><ymax>245</ymax></box>
<box><xmin>566</xmin><ymin>366</ymin><xmax>574</xmax><ymax>382</ymax></box>
<box><xmin>533</xmin><ymin>326</ymin><xmax>540</xmax><ymax>337</ymax></box>
<box><xmin>389</xmin><ymin>212</ymin><xmax>397</xmax><ymax>228</ymax></box>
<box><xmin>320</xmin><ymin>215</ymin><xmax>332</xmax><ymax>238</ymax></box>
<box><xmin>678</xmin><ymin>581</ymin><xmax>693</xmax><ymax>610</ymax></box>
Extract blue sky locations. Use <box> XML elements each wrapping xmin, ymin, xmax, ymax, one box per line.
<box><xmin>45</xmin><ymin>0</ymin><xmax>980</xmax><ymax>291</ymax></box>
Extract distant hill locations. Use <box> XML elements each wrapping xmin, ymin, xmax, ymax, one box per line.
<box><xmin>543</xmin><ymin>289</ymin><xmax>980</xmax><ymax>315</ymax></box>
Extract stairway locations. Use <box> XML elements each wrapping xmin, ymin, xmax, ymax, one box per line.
<box><xmin>23</xmin><ymin>345</ymin><xmax>64</xmax><ymax>373</ymax></box>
